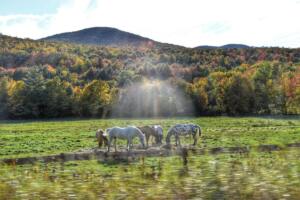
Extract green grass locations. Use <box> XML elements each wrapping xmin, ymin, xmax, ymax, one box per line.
<box><xmin>0</xmin><ymin>116</ymin><xmax>300</xmax><ymax>159</ymax></box>
<box><xmin>1</xmin><ymin>149</ymin><xmax>300</xmax><ymax>199</ymax></box>
<box><xmin>1</xmin><ymin>116</ymin><xmax>300</xmax><ymax>199</ymax></box>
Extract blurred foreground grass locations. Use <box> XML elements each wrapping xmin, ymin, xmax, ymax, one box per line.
<box><xmin>1</xmin><ymin>148</ymin><xmax>300</xmax><ymax>199</ymax></box>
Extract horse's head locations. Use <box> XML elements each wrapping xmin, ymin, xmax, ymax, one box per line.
<box><xmin>137</xmin><ymin>126</ymin><xmax>148</xmax><ymax>136</ymax></box>
<box><xmin>165</xmin><ymin>132</ymin><xmax>172</xmax><ymax>145</ymax></box>
<box><xmin>96</xmin><ymin>129</ymin><xmax>108</xmax><ymax>148</ymax></box>
<box><xmin>137</xmin><ymin>129</ymin><xmax>146</xmax><ymax>148</ymax></box>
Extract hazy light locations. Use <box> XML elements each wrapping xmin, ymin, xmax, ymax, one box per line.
<box><xmin>112</xmin><ymin>79</ymin><xmax>195</xmax><ymax>118</ymax></box>
<box><xmin>142</xmin><ymin>80</ymin><xmax>161</xmax><ymax>88</ymax></box>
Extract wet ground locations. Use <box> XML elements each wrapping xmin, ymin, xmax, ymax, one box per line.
<box><xmin>2</xmin><ymin>143</ymin><xmax>300</xmax><ymax>165</ymax></box>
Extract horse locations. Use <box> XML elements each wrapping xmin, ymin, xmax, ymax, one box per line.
<box><xmin>95</xmin><ymin>129</ymin><xmax>108</xmax><ymax>148</ymax></box>
<box><xmin>166</xmin><ymin>124</ymin><xmax>202</xmax><ymax>146</ymax></box>
<box><xmin>138</xmin><ymin>125</ymin><xmax>163</xmax><ymax>147</ymax></box>
<box><xmin>106</xmin><ymin>126</ymin><xmax>145</xmax><ymax>152</ymax></box>
<box><xmin>150</xmin><ymin>125</ymin><xmax>163</xmax><ymax>144</ymax></box>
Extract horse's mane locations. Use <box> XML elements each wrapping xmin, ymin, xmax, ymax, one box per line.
<box><xmin>134</xmin><ymin>127</ymin><xmax>145</xmax><ymax>139</ymax></box>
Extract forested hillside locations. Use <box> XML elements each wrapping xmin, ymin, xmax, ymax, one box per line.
<box><xmin>0</xmin><ymin>34</ymin><xmax>299</xmax><ymax>119</ymax></box>
<box><xmin>42</xmin><ymin>27</ymin><xmax>154</xmax><ymax>46</ymax></box>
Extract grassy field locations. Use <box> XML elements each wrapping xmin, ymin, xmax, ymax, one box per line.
<box><xmin>0</xmin><ymin>116</ymin><xmax>300</xmax><ymax>159</ymax></box>
<box><xmin>1</xmin><ymin>116</ymin><xmax>300</xmax><ymax>199</ymax></box>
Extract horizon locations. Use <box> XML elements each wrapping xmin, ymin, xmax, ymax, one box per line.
<box><xmin>0</xmin><ymin>0</ymin><xmax>300</xmax><ymax>48</ymax></box>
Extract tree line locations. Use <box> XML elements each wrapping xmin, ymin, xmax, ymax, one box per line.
<box><xmin>0</xmin><ymin>35</ymin><xmax>299</xmax><ymax>119</ymax></box>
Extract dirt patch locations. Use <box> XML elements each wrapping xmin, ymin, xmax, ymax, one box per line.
<box><xmin>257</xmin><ymin>144</ymin><xmax>282</xmax><ymax>152</ymax></box>
<box><xmin>286</xmin><ymin>143</ymin><xmax>300</xmax><ymax>147</ymax></box>
<box><xmin>1</xmin><ymin>143</ymin><xmax>300</xmax><ymax>165</ymax></box>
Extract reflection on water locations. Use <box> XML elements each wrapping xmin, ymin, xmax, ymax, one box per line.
<box><xmin>1</xmin><ymin>149</ymin><xmax>300</xmax><ymax>199</ymax></box>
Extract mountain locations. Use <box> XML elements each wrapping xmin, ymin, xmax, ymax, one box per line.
<box><xmin>41</xmin><ymin>27</ymin><xmax>155</xmax><ymax>47</ymax></box>
<box><xmin>196</xmin><ymin>44</ymin><xmax>251</xmax><ymax>49</ymax></box>
<box><xmin>42</xmin><ymin>27</ymin><xmax>252</xmax><ymax>49</ymax></box>
<box><xmin>195</xmin><ymin>45</ymin><xmax>218</xmax><ymax>50</ymax></box>
<box><xmin>221</xmin><ymin>44</ymin><xmax>250</xmax><ymax>49</ymax></box>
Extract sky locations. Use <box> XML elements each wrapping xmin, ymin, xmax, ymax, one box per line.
<box><xmin>0</xmin><ymin>0</ymin><xmax>300</xmax><ymax>48</ymax></box>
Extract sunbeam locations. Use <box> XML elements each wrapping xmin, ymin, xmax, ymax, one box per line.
<box><xmin>112</xmin><ymin>79</ymin><xmax>195</xmax><ymax>118</ymax></box>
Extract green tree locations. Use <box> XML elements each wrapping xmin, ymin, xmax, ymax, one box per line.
<box><xmin>252</xmin><ymin>62</ymin><xmax>273</xmax><ymax>114</ymax></box>
<box><xmin>7</xmin><ymin>80</ymin><xmax>29</xmax><ymax>118</ymax></box>
<box><xmin>43</xmin><ymin>78</ymin><xmax>72</xmax><ymax>117</ymax></box>
<box><xmin>224</xmin><ymin>75</ymin><xmax>254</xmax><ymax>115</ymax></box>
<box><xmin>80</xmin><ymin>80</ymin><xmax>113</xmax><ymax>117</ymax></box>
<box><xmin>0</xmin><ymin>78</ymin><xmax>8</xmax><ymax>118</ymax></box>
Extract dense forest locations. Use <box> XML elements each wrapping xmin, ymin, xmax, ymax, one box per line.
<box><xmin>0</xmin><ymin>34</ymin><xmax>299</xmax><ymax>119</ymax></box>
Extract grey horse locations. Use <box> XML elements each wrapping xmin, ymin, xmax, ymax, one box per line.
<box><xmin>166</xmin><ymin>124</ymin><xmax>202</xmax><ymax>146</ymax></box>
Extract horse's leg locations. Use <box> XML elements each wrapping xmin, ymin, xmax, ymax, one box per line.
<box><xmin>127</xmin><ymin>139</ymin><xmax>130</xmax><ymax>151</ymax></box>
<box><xmin>178</xmin><ymin>136</ymin><xmax>181</xmax><ymax>147</ymax></box>
<box><xmin>193</xmin><ymin>134</ymin><xmax>197</xmax><ymax>146</ymax></box>
<box><xmin>150</xmin><ymin>135</ymin><xmax>154</xmax><ymax>145</ymax></box>
<box><xmin>107</xmin><ymin>138</ymin><xmax>111</xmax><ymax>152</ymax></box>
<box><xmin>128</xmin><ymin>138</ymin><xmax>132</xmax><ymax>151</ymax></box>
<box><xmin>146</xmin><ymin>134</ymin><xmax>150</xmax><ymax>148</ymax></box>
<box><xmin>98</xmin><ymin>139</ymin><xmax>103</xmax><ymax>148</ymax></box>
<box><xmin>114</xmin><ymin>138</ymin><xmax>117</xmax><ymax>152</ymax></box>
<box><xmin>153</xmin><ymin>135</ymin><xmax>155</xmax><ymax>144</ymax></box>
<box><xmin>175</xmin><ymin>135</ymin><xmax>179</xmax><ymax>146</ymax></box>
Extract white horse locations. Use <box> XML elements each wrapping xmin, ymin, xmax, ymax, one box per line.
<box><xmin>166</xmin><ymin>124</ymin><xmax>202</xmax><ymax>146</ymax></box>
<box><xmin>106</xmin><ymin>126</ymin><xmax>145</xmax><ymax>152</ymax></box>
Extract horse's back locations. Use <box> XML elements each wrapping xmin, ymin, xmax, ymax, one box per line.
<box><xmin>126</xmin><ymin>126</ymin><xmax>140</xmax><ymax>132</ymax></box>
<box><xmin>108</xmin><ymin>127</ymin><xmax>129</xmax><ymax>139</ymax></box>
<box><xmin>170</xmin><ymin>123</ymin><xmax>200</xmax><ymax>135</ymax></box>
<box><xmin>154</xmin><ymin>125</ymin><xmax>163</xmax><ymax>135</ymax></box>
<box><xmin>122</xmin><ymin>126</ymin><xmax>142</xmax><ymax>137</ymax></box>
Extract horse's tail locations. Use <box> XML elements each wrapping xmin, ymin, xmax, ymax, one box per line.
<box><xmin>196</xmin><ymin>125</ymin><xmax>202</xmax><ymax>137</ymax></box>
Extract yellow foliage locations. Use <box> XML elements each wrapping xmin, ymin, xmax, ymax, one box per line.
<box><xmin>8</xmin><ymin>80</ymin><xmax>25</xmax><ymax>97</ymax></box>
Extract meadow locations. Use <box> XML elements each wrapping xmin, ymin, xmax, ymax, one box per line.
<box><xmin>1</xmin><ymin>116</ymin><xmax>300</xmax><ymax>199</ymax></box>
<box><xmin>0</xmin><ymin>117</ymin><xmax>299</xmax><ymax>159</ymax></box>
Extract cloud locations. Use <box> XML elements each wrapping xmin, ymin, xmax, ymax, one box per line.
<box><xmin>0</xmin><ymin>14</ymin><xmax>53</xmax><ymax>38</ymax></box>
<box><xmin>0</xmin><ymin>0</ymin><xmax>299</xmax><ymax>47</ymax></box>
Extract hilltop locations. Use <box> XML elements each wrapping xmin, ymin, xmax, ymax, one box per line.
<box><xmin>41</xmin><ymin>27</ymin><xmax>155</xmax><ymax>47</ymax></box>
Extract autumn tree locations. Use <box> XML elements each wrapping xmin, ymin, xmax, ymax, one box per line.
<box><xmin>192</xmin><ymin>78</ymin><xmax>208</xmax><ymax>113</ymax></box>
<box><xmin>224</xmin><ymin>74</ymin><xmax>254</xmax><ymax>115</ymax></box>
<box><xmin>7</xmin><ymin>80</ymin><xmax>28</xmax><ymax>118</ymax></box>
<box><xmin>80</xmin><ymin>80</ymin><xmax>113</xmax><ymax>117</ymax></box>
<box><xmin>0</xmin><ymin>78</ymin><xmax>8</xmax><ymax>118</ymax></box>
